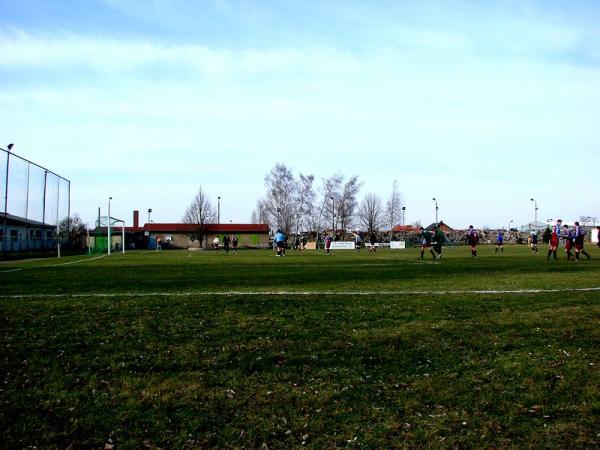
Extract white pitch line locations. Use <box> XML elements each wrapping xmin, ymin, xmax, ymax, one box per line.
<box><xmin>0</xmin><ymin>255</ymin><xmax>107</xmax><ymax>273</ymax></box>
<box><xmin>2</xmin><ymin>286</ymin><xmax>600</xmax><ymax>299</ymax></box>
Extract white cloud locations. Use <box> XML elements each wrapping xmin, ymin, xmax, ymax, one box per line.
<box><xmin>1</xmin><ymin>23</ymin><xmax>599</xmax><ymax>226</ymax></box>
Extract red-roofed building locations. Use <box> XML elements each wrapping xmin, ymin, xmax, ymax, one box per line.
<box><xmin>102</xmin><ymin>210</ymin><xmax>271</xmax><ymax>250</ymax></box>
<box><xmin>391</xmin><ymin>225</ymin><xmax>421</xmax><ymax>233</ymax></box>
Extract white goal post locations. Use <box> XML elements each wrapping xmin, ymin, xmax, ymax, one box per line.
<box><xmin>96</xmin><ymin>216</ymin><xmax>126</xmax><ymax>255</ymax></box>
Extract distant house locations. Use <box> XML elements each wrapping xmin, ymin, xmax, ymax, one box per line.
<box><xmin>97</xmin><ymin>210</ymin><xmax>270</xmax><ymax>250</ymax></box>
<box><xmin>140</xmin><ymin>222</ymin><xmax>270</xmax><ymax>249</ymax></box>
<box><xmin>391</xmin><ymin>225</ymin><xmax>421</xmax><ymax>233</ymax></box>
<box><xmin>424</xmin><ymin>221</ymin><xmax>455</xmax><ymax>232</ymax></box>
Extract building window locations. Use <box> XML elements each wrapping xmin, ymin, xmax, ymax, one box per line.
<box><xmin>10</xmin><ymin>230</ymin><xmax>18</xmax><ymax>241</ymax></box>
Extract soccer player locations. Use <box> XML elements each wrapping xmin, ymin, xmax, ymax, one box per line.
<box><xmin>231</xmin><ymin>234</ymin><xmax>239</xmax><ymax>253</ymax></box>
<box><xmin>547</xmin><ymin>219</ymin><xmax>562</xmax><ymax>260</ymax></box>
<box><xmin>597</xmin><ymin>226</ymin><xmax>600</xmax><ymax>249</ymax></box>
<box><xmin>274</xmin><ymin>229</ymin><xmax>286</xmax><ymax>257</ymax></box>
<box><xmin>222</xmin><ymin>234</ymin><xmax>231</xmax><ymax>254</ymax></box>
<box><xmin>354</xmin><ymin>233</ymin><xmax>362</xmax><ymax>251</ymax></box>
<box><xmin>466</xmin><ymin>225</ymin><xmax>479</xmax><ymax>258</ymax></box>
<box><xmin>573</xmin><ymin>221</ymin><xmax>591</xmax><ymax>260</ymax></box>
<box><xmin>530</xmin><ymin>230</ymin><xmax>539</xmax><ymax>254</ymax></box>
<box><xmin>369</xmin><ymin>233</ymin><xmax>377</xmax><ymax>253</ymax></box>
<box><xmin>563</xmin><ymin>225</ymin><xmax>574</xmax><ymax>261</ymax></box>
<box><xmin>325</xmin><ymin>234</ymin><xmax>333</xmax><ymax>255</ymax></box>
<box><xmin>495</xmin><ymin>230</ymin><xmax>504</xmax><ymax>253</ymax></box>
<box><xmin>419</xmin><ymin>227</ymin><xmax>436</xmax><ymax>259</ymax></box>
<box><xmin>433</xmin><ymin>224</ymin><xmax>445</xmax><ymax>259</ymax></box>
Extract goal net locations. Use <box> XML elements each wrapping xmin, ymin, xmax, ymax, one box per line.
<box><xmin>92</xmin><ymin>216</ymin><xmax>125</xmax><ymax>254</ymax></box>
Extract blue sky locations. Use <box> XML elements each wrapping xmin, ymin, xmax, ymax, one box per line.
<box><xmin>1</xmin><ymin>0</ymin><xmax>599</xmax><ymax>229</ymax></box>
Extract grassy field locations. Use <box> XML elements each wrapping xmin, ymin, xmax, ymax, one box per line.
<box><xmin>1</xmin><ymin>245</ymin><xmax>599</xmax><ymax>449</ymax></box>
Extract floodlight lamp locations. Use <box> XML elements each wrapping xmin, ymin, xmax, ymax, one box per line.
<box><xmin>7</xmin><ymin>143</ymin><xmax>13</xmax><ymax>151</ymax></box>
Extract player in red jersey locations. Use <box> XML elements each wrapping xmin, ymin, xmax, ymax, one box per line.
<box><xmin>466</xmin><ymin>225</ymin><xmax>479</xmax><ymax>258</ymax></box>
<box><xmin>547</xmin><ymin>219</ymin><xmax>562</xmax><ymax>260</ymax></box>
<box><xmin>573</xmin><ymin>221</ymin><xmax>591</xmax><ymax>261</ymax></box>
<box><xmin>563</xmin><ymin>224</ymin><xmax>574</xmax><ymax>261</ymax></box>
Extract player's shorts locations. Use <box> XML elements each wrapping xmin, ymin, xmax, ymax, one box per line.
<box><xmin>496</xmin><ymin>241</ymin><xmax>503</xmax><ymax>245</ymax></box>
<box><xmin>550</xmin><ymin>237</ymin><xmax>559</xmax><ymax>247</ymax></box>
<box><xmin>421</xmin><ymin>243</ymin><xmax>431</xmax><ymax>248</ymax></box>
<box><xmin>575</xmin><ymin>242</ymin><xmax>583</xmax><ymax>251</ymax></box>
<box><xmin>276</xmin><ymin>241</ymin><xmax>285</xmax><ymax>248</ymax></box>
<box><xmin>565</xmin><ymin>240</ymin><xmax>573</xmax><ymax>250</ymax></box>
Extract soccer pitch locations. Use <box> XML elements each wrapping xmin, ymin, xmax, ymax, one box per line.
<box><xmin>1</xmin><ymin>246</ymin><xmax>599</xmax><ymax>448</ymax></box>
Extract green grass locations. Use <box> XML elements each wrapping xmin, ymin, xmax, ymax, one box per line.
<box><xmin>1</xmin><ymin>245</ymin><xmax>599</xmax><ymax>448</ymax></box>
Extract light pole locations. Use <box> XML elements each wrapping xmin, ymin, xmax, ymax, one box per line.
<box><xmin>217</xmin><ymin>196</ymin><xmax>221</xmax><ymax>225</ymax></box>
<box><xmin>108</xmin><ymin>196</ymin><xmax>112</xmax><ymax>256</ymax></box>
<box><xmin>432</xmin><ymin>198</ymin><xmax>438</xmax><ymax>225</ymax></box>
<box><xmin>2</xmin><ymin>143</ymin><xmax>14</xmax><ymax>254</ymax></box>
<box><xmin>402</xmin><ymin>206</ymin><xmax>406</xmax><ymax>227</ymax></box>
<box><xmin>509</xmin><ymin>219</ymin><xmax>513</xmax><ymax>231</ymax></box>
<box><xmin>530</xmin><ymin>198</ymin><xmax>538</xmax><ymax>232</ymax></box>
<box><xmin>147</xmin><ymin>208</ymin><xmax>152</xmax><ymax>249</ymax></box>
<box><xmin>331</xmin><ymin>196</ymin><xmax>335</xmax><ymax>237</ymax></box>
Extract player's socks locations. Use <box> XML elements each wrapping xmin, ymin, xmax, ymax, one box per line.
<box><xmin>553</xmin><ymin>250</ymin><xmax>557</xmax><ymax>260</ymax></box>
<box><xmin>495</xmin><ymin>248</ymin><xmax>498</xmax><ymax>253</ymax></box>
<box><xmin>420</xmin><ymin>250</ymin><xmax>424</xmax><ymax>259</ymax></box>
<box><xmin>547</xmin><ymin>250</ymin><xmax>552</xmax><ymax>259</ymax></box>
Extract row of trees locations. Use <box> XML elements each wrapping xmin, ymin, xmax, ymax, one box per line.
<box><xmin>179</xmin><ymin>165</ymin><xmax>402</xmax><ymax>248</ymax></box>
<box><xmin>251</xmin><ymin>163</ymin><xmax>404</xmax><ymax>236</ymax></box>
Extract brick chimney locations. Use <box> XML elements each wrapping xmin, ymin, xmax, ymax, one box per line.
<box><xmin>133</xmin><ymin>210</ymin><xmax>139</xmax><ymax>228</ymax></box>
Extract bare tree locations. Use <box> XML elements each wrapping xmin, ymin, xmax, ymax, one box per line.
<box><xmin>263</xmin><ymin>163</ymin><xmax>297</xmax><ymax>234</ymax></box>
<box><xmin>320</xmin><ymin>174</ymin><xmax>361</xmax><ymax>235</ymax></box>
<box><xmin>251</xmin><ymin>199</ymin><xmax>268</xmax><ymax>224</ymax></box>
<box><xmin>321</xmin><ymin>174</ymin><xmax>343</xmax><ymax>233</ymax></box>
<box><xmin>58</xmin><ymin>214</ymin><xmax>88</xmax><ymax>250</ymax></box>
<box><xmin>295</xmin><ymin>173</ymin><xmax>316</xmax><ymax>234</ymax></box>
<box><xmin>183</xmin><ymin>186</ymin><xmax>216</xmax><ymax>247</ymax></box>
<box><xmin>337</xmin><ymin>175</ymin><xmax>362</xmax><ymax>234</ymax></box>
<box><xmin>386</xmin><ymin>180</ymin><xmax>403</xmax><ymax>242</ymax></box>
<box><xmin>358</xmin><ymin>193</ymin><xmax>385</xmax><ymax>235</ymax></box>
